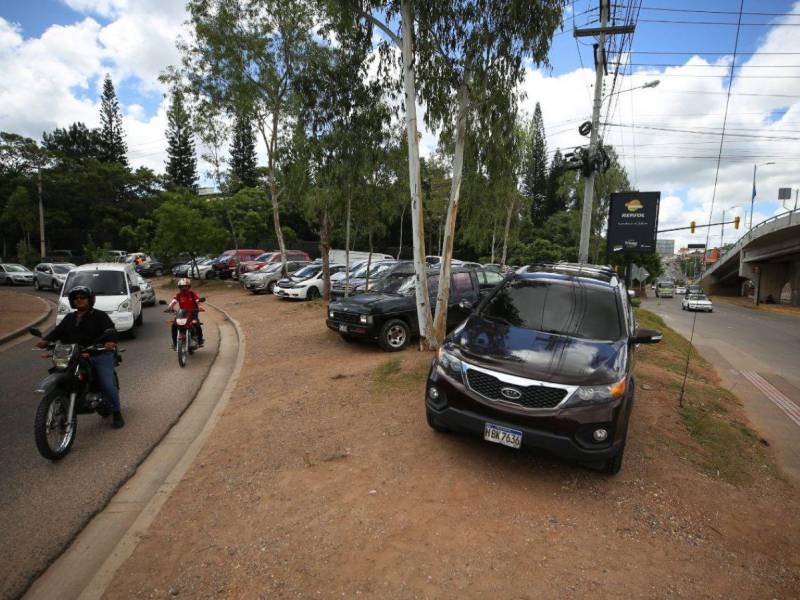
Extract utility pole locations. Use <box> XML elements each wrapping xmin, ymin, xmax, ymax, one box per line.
<box><xmin>37</xmin><ymin>167</ymin><xmax>45</xmax><ymax>259</ymax></box>
<box><xmin>575</xmin><ymin>0</ymin><xmax>635</xmax><ymax>264</ymax></box>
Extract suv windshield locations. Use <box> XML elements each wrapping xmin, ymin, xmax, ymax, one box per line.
<box><xmin>64</xmin><ymin>271</ymin><xmax>128</xmax><ymax>296</ymax></box>
<box><xmin>293</xmin><ymin>265</ymin><xmax>321</xmax><ymax>279</ymax></box>
<box><xmin>53</xmin><ymin>265</ymin><xmax>73</xmax><ymax>274</ymax></box>
<box><xmin>483</xmin><ymin>279</ymin><xmax>622</xmax><ymax>341</ymax></box>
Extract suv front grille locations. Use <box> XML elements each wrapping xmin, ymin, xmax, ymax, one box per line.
<box><xmin>333</xmin><ymin>311</ymin><xmax>361</xmax><ymax>324</ymax></box>
<box><xmin>466</xmin><ymin>369</ymin><xmax>567</xmax><ymax>409</ymax></box>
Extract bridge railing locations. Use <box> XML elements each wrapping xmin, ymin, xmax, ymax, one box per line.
<box><xmin>700</xmin><ymin>207</ymin><xmax>799</xmax><ymax>279</ymax></box>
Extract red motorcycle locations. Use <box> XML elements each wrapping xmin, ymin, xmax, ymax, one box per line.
<box><xmin>163</xmin><ymin>299</ymin><xmax>205</xmax><ymax>368</ymax></box>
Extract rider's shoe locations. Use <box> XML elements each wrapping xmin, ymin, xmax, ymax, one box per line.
<box><xmin>112</xmin><ymin>411</ymin><xmax>125</xmax><ymax>429</ymax></box>
<box><xmin>198</xmin><ymin>340</ymin><xmax>204</xmax><ymax>347</ymax></box>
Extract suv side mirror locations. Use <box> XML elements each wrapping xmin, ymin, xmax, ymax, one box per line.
<box><xmin>632</xmin><ymin>328</ymin><xmax>663</xmax><ymax>344</ymax></box>
<box><xmin>458</xmin><ymin>299</ymin><xmax>473</xmax><ymax>310</ymax></box>
<box><xmin>627</xmin><ymin>289</ymin><xmax>636</xmax><ymax>299</ymax></box>
<box><xmin>130</xmin><ymin>285</ymin><xmax>141</xmax><ymax>293</ymax></box>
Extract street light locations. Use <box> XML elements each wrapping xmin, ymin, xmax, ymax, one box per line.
<box><xmin>603</xmin><ymin>79</ymin><xmax>660</xmax><ymax>100</ymax></box>
<box><xmin>720</xmin><ymin>204</ymin><xmax>742</xmax><ymax>249</ymax></box>
<box><xmin>750</xmin><ymin>162</ymin><xmax>775</xmax><ymax>230</ymax></box>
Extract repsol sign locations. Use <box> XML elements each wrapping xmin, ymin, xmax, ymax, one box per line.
<box><xmin>607</xmin><ymin>192</ymin><xmax>660</xmax><ymax>254</ymax></box>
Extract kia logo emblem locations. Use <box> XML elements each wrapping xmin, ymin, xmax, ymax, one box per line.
<box><xmin>500</xmin><ymin>387</ymin><xmax>522</xmax><ymax>400</ymax></box>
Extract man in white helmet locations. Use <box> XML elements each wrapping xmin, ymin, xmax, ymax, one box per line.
<box><xmin>167</xmin><ymin>278</ymin><xmax>204</xmax><ymax>350</ymax></box>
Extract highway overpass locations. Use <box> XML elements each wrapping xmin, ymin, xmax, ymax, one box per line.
<box><xmin>698</xmin><ymin>208</ymin><xmax>800</xmax><ymax>306</ymax></box>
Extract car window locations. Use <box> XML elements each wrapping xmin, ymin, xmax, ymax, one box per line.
<box><xmin>52</xmin><ymin>265</ymin><xmax>72</xmax><ymax>274</ymax></box>
<box><xmin>64</xmin><ymin>271</ymin><xmax>128</xmax><ymax>296</ymax></box>
<box><xmin>483</xmin><ymin>279</ymin><xmax>623</xmax><ymax>341</ymax></box>
<box><xmin>5</xmin><ymin>264</ymin><xmax>27</xmax><ymax>272</ymax></box>
<box><xmin>294</xmin><ymin>265</ymin><xmax>322</xmax><ymax>279</ymax></box>
<box><xmin>451</xmin><ymin>272</ymin><xmax>473</xmax><ymax>295</ymax></box>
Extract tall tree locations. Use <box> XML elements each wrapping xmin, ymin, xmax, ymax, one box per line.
<box><xmin>544</xmin><ymin>147</ymin><xmax>567</xmax><ymax>218</ymax></box>
<box><xmin>229</xmin><ymin>109</ymin><xmax>259</xmax><ymax>190</ymax></box>
<box><xmin>165</xmin><ymin>87</ymin><xmax>198</xmax><ymax>190</ymax></box>
<box><xmin>98</xmin><ymin>75</ymin><xmax>128</xmax><ymax>166</ymax></box>
<box><xmin>522</xmin><ymin>102</ymin><xmax>548</xmax><ymax>228</ymax></box>
<box><xmin>42</xmin><ymin>123</ymin><xmax>102</xmax><ymax>164</ymax></box>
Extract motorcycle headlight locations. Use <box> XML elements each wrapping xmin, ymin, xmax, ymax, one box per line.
<box><xmin>437</xmin><ymin>347</ymin><xmax>464</xmax><ymax>382</ymax></box>
<box><xmin>117</xmin><ymin>300</ymin><xmax>131</xmax><ymax>312</ymax></box>
<box><xmin>564</xmin><ymin>378</ymin><xmax>626</xmax><ymax>408</ymax></box>
<box><xmin>52</xmin><ymin>343</ymin><xmax>75</xmax><ymax>370</ymax></box>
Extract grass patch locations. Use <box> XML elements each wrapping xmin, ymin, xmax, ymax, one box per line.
<box><xmin>375</xmin><ymin>358</ymin><xmax>403</xmax><ymax>381</ymax></box>
<box><xmin>636</xmin><ymin>308</ymin><xmax>775</xmax><ymax>485</ymax></box>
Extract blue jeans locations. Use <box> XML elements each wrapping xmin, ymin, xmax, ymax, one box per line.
<box><xmin>90</xmin><ymin>352</ymin><xmax>120</xmax><ymax>412</ymax></box>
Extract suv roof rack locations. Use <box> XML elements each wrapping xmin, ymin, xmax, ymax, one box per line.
<box><xmin>520</xmin><ymin>262</ymin><xmax>619</xmax><ymax>283</ymax></box>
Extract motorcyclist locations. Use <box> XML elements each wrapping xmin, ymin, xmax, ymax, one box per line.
<box><xmin>167</xmin><ymin>278</ymin><xmax>204</xmax><ymax>349</ymax></box>
<box><xmin>37</xmin><ymin>286</ymin><xmax>124</xmax><ymax>429</ymax></box>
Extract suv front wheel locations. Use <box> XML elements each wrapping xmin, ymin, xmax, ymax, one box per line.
<box><xmin>379</xmin><ymin>318</ymin><xmax>409</xmax><ymax>352</ymax></box>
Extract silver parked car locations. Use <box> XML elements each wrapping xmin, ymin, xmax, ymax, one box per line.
<box><xmin>34</xmin><ymin>262</ymin><xmax>76</xmax><ymax>291</ymax></box>
<box><xmin>136</xmin><ymin>273</ymin><xmax>156</xmax><ymax>306</ymax></box>
<box><xmin>241</xmin><ymin>261</ymin><xmax>309</xmax><ymax>294</ymax></box>
<box><xmin>0</xmin><ymin>263</ymin><xmax>34</xmax><ymax>286</ymax></box>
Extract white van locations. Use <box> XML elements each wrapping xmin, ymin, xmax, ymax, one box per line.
<box><xmin>328</xmin><ymin>250</ymin><xmax>393</xmax><ymax>266</ymax></box>
<box><xmin>57</xmin><ymin>263</ymin><xmax>143</xmax><ymax>334</ymax></box>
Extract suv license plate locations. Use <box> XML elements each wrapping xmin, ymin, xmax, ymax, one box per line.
<box><xmin>338</xmin><ymin>324</ymin><xmax>348</xmax><ymax>333</ymax></box>
<box><xmin>484</xmin><ymin>423</ymin><xmax>522</xmax><ymax>449</ymax></box>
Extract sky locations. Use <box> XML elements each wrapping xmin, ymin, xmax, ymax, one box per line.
<box><xmin>1</xmin><ymin>0</ymin><xmax>800</xmax><ymax>253</ymax></box>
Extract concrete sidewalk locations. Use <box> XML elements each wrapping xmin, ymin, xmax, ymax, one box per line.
<box><xmin>0</xmin><ymin>289</ymin><xmax>52</xmax><ymax>344</ymax></box>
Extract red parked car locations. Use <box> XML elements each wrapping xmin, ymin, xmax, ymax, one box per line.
<box><xmin>237</xmin><ymin>250</ymin><xmax>312</xmax><ymax>275</ymax></box>
<box><xmin>212</xmin><ymin>249</ymin><xmax>266</xmax><ymax>279</ymax></box>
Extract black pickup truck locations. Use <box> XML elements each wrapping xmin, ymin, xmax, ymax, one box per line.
<box><xmin>326</xmin><ymin>268</ymin><xmax>502</xmax><ymax>351</ymax></box>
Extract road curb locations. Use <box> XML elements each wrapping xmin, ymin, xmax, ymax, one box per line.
<box><xmin>0</xmin><ymin>292</ymin><xmax>53</xmax><ymax>346</ymax></box>
<box><xmin>23</xmin><ymin>302</ymin><xmax>246</xmax><ymax>600</ymax></box>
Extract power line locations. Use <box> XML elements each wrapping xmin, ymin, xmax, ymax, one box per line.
<box><xmin>603</xmin><ymin>122</ymin><xmax>800</xmax><ymax>142</ymax></box>
<box><xmin>637</xmin><ymin>6</ymin><xmax>800</xmax><ymax>18</ymax></box>
<box><xmin>620</xmin><ymin>63</ymin><xmax>800</xmax><ymax>68</ymax></box>
<box><xmin>629</xmin><ymin>51</ymin><xmax>800</xmax><ymax>55</ymax></box>
<box><xmin>637</xmin><ymin>18</ymin><xmax>800</xmax><ymax>26</ymax></box>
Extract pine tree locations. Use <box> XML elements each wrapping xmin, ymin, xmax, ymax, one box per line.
<box><xmin>98</xmin><ymin>75</ymin><xmax>128</xmax><ymax>166</ymax></box>
<box><xmin>228</xmin><ymin>110</ymin><xmax>258</xmax><ymax>190</ymax></box>
<box><xmin>521</xmin><ymin>102</ymin><xmax>548</xmax><ymax>228</ymax></box>
<box><xmin>544</xmin><ymin>148</ymin><xmax>567</xmax><ymax>218</ymax></box>
<box><xmin>165</xmin><ymin>88</ymin><xmax>198</xmax><ymax>190</ymax></box>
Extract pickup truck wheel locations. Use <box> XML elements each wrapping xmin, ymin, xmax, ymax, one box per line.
<box><xmin>379</xmin><ymin>318</ymin><xmax>408</xmax><ymax>352</ymax></box>
<box><xmin>426</xmin><ymin>407</ymin><xmax>450</xmax><ymax>433</ymax></box>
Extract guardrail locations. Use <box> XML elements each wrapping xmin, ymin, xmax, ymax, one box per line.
<box><xmin>699</xmin><ymin>207</ymin><xmax>799</xmax><ymax>279</ymax></box>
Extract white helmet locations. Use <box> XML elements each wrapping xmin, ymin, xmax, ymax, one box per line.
<box><xmin>177</xmin><ymin>278</ymin><xmax>191</xmax><ymax>288</ymax></box>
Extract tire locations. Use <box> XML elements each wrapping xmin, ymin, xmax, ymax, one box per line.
<box><xmin>34</xmin><ymin>392</ymin><xmax>77</xmax><ymax>461</ymax></box>
<box><xmin>125</xmin><ymin>325</ymin><xmax>136</xmax><ymax>340</ymax></box>
<box><xmin>177</xmin><ymin>335</ymin><xmax>188</xmax><ymax>368</ymax></box>
<box><xmin>426</xmin><ymin>407</ymin><xmax>450</xmax><ymax>433</ymax></box>
<box><xmin>135</xmin><ymin>310</ymin><xmax>143</xmax><ymax>326</ymax></box>
<box><xmin>267</xmin><ymin>281</ymin><xmax>276</xmax><ymax>294</ymax></box>
<box><xmin>378</xmin><ymin>318</ymin><xmax>409</xmax><ymax>352</ymax></box>
<box><xmin>33</xmin><ymin>279</ymin><xmax>40</xmax><ymax>290</ymax></box>
<box><xmin>155</xmin><ymin>269</ymin><xmax>163</xmax><ymax>277</ymax></box>
<box><xmin>307</xmin><ymin>286</ymin><xmax>320</xmax><ymax>300</ymax></box>
<box><xmin>602</xmin><ymin>440</ymin><xmax>626</xmax><ymax>475</ymax></box>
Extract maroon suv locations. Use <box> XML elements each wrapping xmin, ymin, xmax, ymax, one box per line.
<box><xmin>425</xmin><ymin>263</ymin><xmax>662</xmax><ymax>474</ymax></box>
<box><xmin>238</xmin><ymin>250</ymin><xmax>312</xmax><ymax>275</ymax></box>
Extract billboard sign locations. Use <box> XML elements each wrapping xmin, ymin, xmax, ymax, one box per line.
<box><xmin>607</xmin><ymin>191</ymin><xmax>661</xmax><ymax>254</ymax></box>
<box><xmin>778</xmin><ymin>187</ymin><xmax>792</xmax><ymax>200</ymax></box>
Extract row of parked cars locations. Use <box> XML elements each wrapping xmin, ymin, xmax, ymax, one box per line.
<box><xmin>230</xmin><ymin>254</ymin><xmax>661</xmax><ymax>474</ymax></box>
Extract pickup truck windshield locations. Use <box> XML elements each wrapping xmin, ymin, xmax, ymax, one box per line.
<box><xmin>483</xmin><ymin>279</ymin><xmax>622</xmax><ymax>341</ymax></box>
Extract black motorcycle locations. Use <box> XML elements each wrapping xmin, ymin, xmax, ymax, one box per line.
<box><xmin>29</xmin><ymin>327</ymin><xmax>123</xmax><ymax>460</ymax></box>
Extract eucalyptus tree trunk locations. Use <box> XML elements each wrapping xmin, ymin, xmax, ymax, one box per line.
<box><xmin>365</xmin><ymin>230</ymin><xmax>373</xmax><ymax>290</ymax></box>
<box><xmin>490</xmin><ymin>220</ymin><xmax>496</xmax><ymax>264</ymax></box>
<box><xmin>320</xmin><ymin>206</ymin><xmax>331</xmax><ymax>301</ymax></box>
<box><xmin>397</xmin><ymin>202</ymin><xmax>406</xmax><ymax>259</ymax></box>
<box><xmin>432</xmin><ymin>81</ymin><xmax>470</xmax><ymax>347</ymax></box>
<box><xmin>501</xmin><ymin>197</ymin><xmax>515</xmax><ymax>268</ymax></box>
<box><xmin>260</xmin><ymin>111</ymin><xmax>288</xmax><ymax>276</ymax></box>
<box><xmin>344</xmin><ymin>189</ymin><xmax>352</xmax><ymax>298</ymax></box>
<box><xmin>401</xmin><ymin>0</ymin><xmax>433</xmax><ymax>348</ymax></box>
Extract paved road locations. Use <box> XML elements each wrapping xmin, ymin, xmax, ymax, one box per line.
<box><xmin>643</xmin><ymin>296</ymin><xmax>800</xmax><ymax>482</ymax></box>
<box><xmin>0</xmin><ymin>294</ymin><xmax>221</xmax><ymax>600</ymax></box>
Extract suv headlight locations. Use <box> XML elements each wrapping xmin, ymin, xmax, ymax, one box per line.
<box><xmin>565</xmin><ymin>378</ymin><xmax>626</xmax><ymax>408</ymax></box>
<box><xmin>437</xmin><ymin>346</ymin><xmax>464</xmax><ymax>382</ymax></box>
<box><xmin>117</xmin><ymin>300</ymin><xmax>131</xmax><ymax>312</ymax></box>
<box><xmin>359</xmin><ymin>314</ymin><xmax>372</xmax><ymax>324</ymax></box>
<box><xmin>329</xmin><ymin>309</ymin><xmax>335</xmax><ymax>318</ymax></box>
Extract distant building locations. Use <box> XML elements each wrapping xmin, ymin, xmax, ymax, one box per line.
<box><xmin>656</xmin><ymin>239</ymin><xmax>675</xmax><ymax>257</ymax></box>
<box><xmin>197</xmin><ymin>187</ymin><xmax>220</xmax><ymax>196</ymax></box>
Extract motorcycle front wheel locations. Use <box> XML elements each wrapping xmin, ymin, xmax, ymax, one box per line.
<box><xmin>177</xmin><ymin>334</ymin><xmax>188</xmax><ymax>368</ymax></box>
<box><xmin>34</xmin><ymin>392</ymin><xmax>77</xmax><ymax>460</ymax></box>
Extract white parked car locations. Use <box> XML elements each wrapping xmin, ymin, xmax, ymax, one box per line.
<box><xmin>682</xmin><ymin>293</ymin><xmax>713</xmax><ymax>312</ymax></box>
<box><xmin>185</xmin><ymin>257</ymin><xmax>217</xmax><ymax>279</ymax></box>
<box><xmin>57</xmin><ymin>263</ymin><xmax>143</xmax><ymax>335</ymax></box>
<box><xmin>135</xmin><ymin>273</ymin><xmax>156</xmax><ymax>306</ymax></box>
<box><xmin>273</xmin><ymin>263</ymin><xmax>348</xmax><ymax>300</ymax></box>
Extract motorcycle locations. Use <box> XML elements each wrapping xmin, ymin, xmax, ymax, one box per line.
<box><xmin>162</xmin><ymin>298</ymin><xmax>205</xmax><ymax>368</ymax></box>
<box><xmin>28</xmin><ymin>326</ymin><xmax>123</xmax><ymax>461</ymax></box>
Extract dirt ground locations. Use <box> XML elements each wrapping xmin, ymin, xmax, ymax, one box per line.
<box><xmin>105</xmin><ymin>284</ymin><xmax>800</xmax><ymax>600</ymax></box>
<box><xmin>0</xmin><ymin>289</ymin><xmax>49</xmax><ymax>339</ymax></box>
